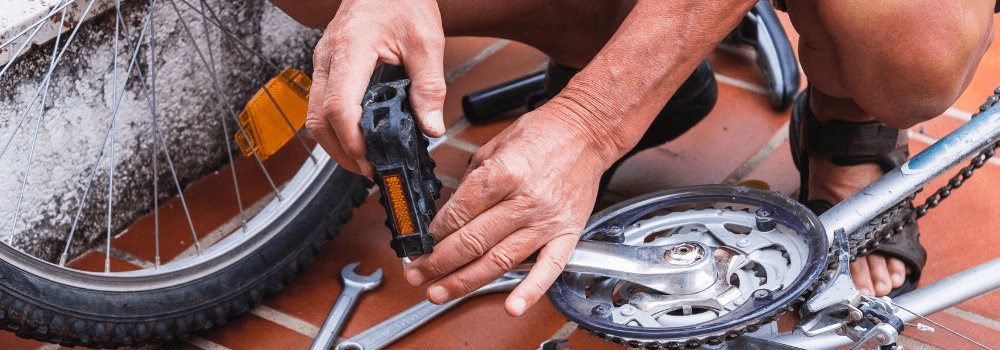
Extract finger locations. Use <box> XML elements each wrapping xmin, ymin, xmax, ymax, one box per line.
<box><xmin>422</xmin><ymin>227</ymin><xmax>542</xmax><ymax>305</ymax></box>
<box><xmin>427</xmin><ymin>162</ymin><xmax>518</xmax><ymax>239</ymax></box>
<box><xmin>887</xmin><ymin>257</ymin><xmax>908</xmax><ymax>289</ymax></box>
<box><xmin>324</xmin><ymin>42</ymin><xmax>380</xmax><ymax>167</ymax></box>
<box><xmin>305</xmin><ymin>112</ymin><xmax>364</xmax><ymax>175</ymax></box>
<box><xmin>850</xmin><ymin>257</ymin><xmax>874</xmax><ymax>296</ymax></box>
<box><xmin>306</xmin><ymin>48</ymin><xmax>364</xmax><ymax>175</ymax></box>
<box><xmin>866</xmin><ymin>255</ymin><xmax>892</xmax><ymax>296</ymax></box>
<box><xmin>399</xmin><ymin>18</ymin><xmax>446</xmax><ymax>137</ymax></box>
<box><xmin>506</xmin><ymin>234</ymin><xmax>577</xmax><ymax>316</ymax></box>
<box><xmin>406</xmin><ymin>200</ymin><xmax>529</xmax><ymax>286</ymax></box>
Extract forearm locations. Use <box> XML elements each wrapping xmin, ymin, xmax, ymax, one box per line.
<box><xmin>546</xmin><ymin>0</ymin><xmax>758</xmax><ymax>167</ymax></box>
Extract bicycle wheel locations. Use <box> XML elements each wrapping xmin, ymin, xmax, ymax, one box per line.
<box><xmin>0</xmin><ymin>0</ymin><xmax>368</xmax><ymax>347</ymax></box>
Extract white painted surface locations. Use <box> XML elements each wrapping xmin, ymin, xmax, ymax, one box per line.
<box><xmin>0</xmin><ymin>0</ymin><xmax>321</xmax><ymax>259</ymax></box>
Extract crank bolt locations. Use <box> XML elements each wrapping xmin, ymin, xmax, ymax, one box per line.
<box><xmin>755</xmin><ymin>208</ymin><xmax>776</xmax><ymax>232</ymax></box>
<box><xmin>737</xmin><ymin>238</ymin><xmax>752</xmax><ymax>248</ymax></box>
<box><xmin>875</xmin><ymin>333</ymin><xmax>887</xmax><ymax>343</ymax></box>
<box><xmin>621</xmin><ymin>305</ymin><xmax>637</xmax><ymax>316</ymax></box>
<box><xmin>664</xmin><ymin>243</ymin><xmax>705</xmax><ymax>266</ymax></box>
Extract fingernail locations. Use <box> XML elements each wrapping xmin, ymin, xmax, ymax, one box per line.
<box><xmin>876</xmin><ymin>282</ymin><xmax>888</xmax><ymax>293</ymax></box>
<box><xmin>405</xmin><ymin>268</ymin><xmax>424</xmax><ymax>286</ymax></box>
<box><xmin>860</xmin><ymin>288</ymin><xmax>872</xmax><ymax>296</ymax></box>
<box><xmin>425</xmin><ymin>110</ymin><xmax>444</xmax><ymax>134</ymax></box>
<box><xmin>511</xmin><ymin>297</ymin><xmax>527</xmax><ymax>316</ymax></box>
<box><xmin>428</xmin><ymin>286</ymin><xmax>449</xmax><ymax>303</ymax></box>
<box><xmin>892</xmin><ymin>274</ymin><xmax>904</xmax><ymax>285</ymax></box>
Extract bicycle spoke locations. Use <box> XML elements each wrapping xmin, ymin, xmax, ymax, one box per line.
<box><xmin>176</xmin><ymin>0</ymin><xmax>283</xmax><ymax>72</ymax></box>
<box><xmin>105</xmin><ymin>0</ymin><xmax>122</xmax><ymax>274</ymax></box>
<box><xmin>0</xmin><ymin>0</ymin><xmax>78</xmax><ymax>77</ymax></box>
<box><xmin>195</xmin><ymin>0</ymin><xmax>316</xmax><ymax>164</ymax></box>
<box><xmin>0</xmin><ymin>0</ymin><xmax>77</xmax><ymax>163</ymax></box>
<box><xmin>5</xmin><ymin>0</ymin><xmax>72</xmax><ymax>247</ymax></box>
<box><xmin>60</xmin><ymin>0</ymin><xmax>173</xmax><ymax>264</ymax></box>
<box><xmin>150</xmin><ymin>0</ymin><xmax>161</xmax><ymax>269</ymax></box>
<box><xmin>199</xmin><ymin>0</ymin><xmax>248</xmax><ymax>233</ymax></box>
<box><xmin>168</xmin><ymin>0</ymin><xmax>284</xmax><ymax>201</ymax></box>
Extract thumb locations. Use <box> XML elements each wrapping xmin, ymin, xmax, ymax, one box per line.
<box><xmin>402</xmin><ymin>40</ymin><xmax>447</xmax><ymax>138</ymax></box>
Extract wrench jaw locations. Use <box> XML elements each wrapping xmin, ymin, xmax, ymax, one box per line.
<box><xmin>341</xmin><ymin>262</ymin><xmax>385</xmax><ymax>291</ymax></box>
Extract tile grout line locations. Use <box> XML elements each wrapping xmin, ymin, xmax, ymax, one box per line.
<box><xmin>714</xmin><ymin>73</ymin><xmax>769</xmax><ymax>95</ymax></box>
<box><xmin>444</xmin><ymin>39</ymin><xmax>510</xmax><ymax>84</ymax></box>
<box><xmin>943</xmin><ymin>307</ymin><xmax>1000</xmax><ymax>332</ymax></box>
<box><xmin>722</xmin><ymin>122</ymin><xmax>790</xmax><ymax>185</ymax></box>
<box><xmin>897</xmin><ymin>335</ymin><xmax>946</xmax><ymax>350</ymax></box>
<box><xmin>250</xmin><ymin>305</ymin><xmax>323</xmax><ymax>338</ymax></box>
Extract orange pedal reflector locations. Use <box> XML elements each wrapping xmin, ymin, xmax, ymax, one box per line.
<box><xmin>383</xmin><ymin>172</ymin><xmax>417</xmax><ymax>235</ymax></box>
<box><xmin>235</xmin><ymin>67</ymin><xmax>311</xmax><ymax>161</ymax></box>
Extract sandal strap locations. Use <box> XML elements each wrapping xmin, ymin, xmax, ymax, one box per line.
<box><xmin>806</xmin><ymin>117</ymin><xmax>910</xmax><ymax>172</ymax></box>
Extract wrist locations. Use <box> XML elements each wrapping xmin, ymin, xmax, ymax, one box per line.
<box><xmin>535</xmin><ymin>91</ymin><xmax>639</xmax><ymax>169</ymax></box>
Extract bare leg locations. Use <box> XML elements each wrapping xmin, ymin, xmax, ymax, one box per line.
<box><xmin>269</xmin><ymin>0</ymin><xmax>636</xmax><ymax>68</ymax></box>
<box><xmin>786</xmin><ymin>0</ymin><xmax>995</xmax><ymax>296</ymax></box>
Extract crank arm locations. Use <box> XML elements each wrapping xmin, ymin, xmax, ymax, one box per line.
<box><xmin>516</xmin><ymin>240</ymin><xmax>721</xmax><ymax>294</ymax></box>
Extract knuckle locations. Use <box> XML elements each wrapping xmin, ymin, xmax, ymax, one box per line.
<box><xmin>486</xmin><ymin>245</ymin><xmax>519</xmax><ymax>272</ymax></box>
<box><xmin>438</xmin><ymin>205</ymin><xmax>472</xmax><ymax>231</ymax></box>
<box><xmin>457</xmin><ymin>230</ymin><xmax>490</xmax><ymax>259</ymax></box>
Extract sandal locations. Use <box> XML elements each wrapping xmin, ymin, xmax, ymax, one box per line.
<box><xmin>789</xmin><ymin>88</ymin><xmax>926</xmax><ymax>297</ymax></box>
<box><xmin>541</xmin><ymin>60</ymin><xmax>719</xmax><ymax>200</ymax></box>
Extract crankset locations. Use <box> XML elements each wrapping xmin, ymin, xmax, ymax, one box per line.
<box><xmin>545</xmin><ymin>185</ymin><xmax>830</xmax><ymax>349</ymax></box>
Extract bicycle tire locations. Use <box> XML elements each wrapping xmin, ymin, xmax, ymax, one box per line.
<box><xmin>0</xmin><ymin>161</ymin><xmax>370</xmax><ymax>348</ymax></box>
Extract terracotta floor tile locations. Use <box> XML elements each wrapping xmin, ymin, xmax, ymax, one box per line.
<box><xmin>441</xmin><ymin>41</ymin><xmax>549</xmax><ymax>128</ymax></box>
<box><xmin>430</xmin><ymin>144</ymin><xmax>473</xmax><ymax>180</ymax></box>
<box><xmin>0</xmin><ymin>331</ymin><xmax>49</xmax><ymax>350</ymax></box>
<box><xmin>198</xmin><ymin>313</ymin><xmax>313</xmax><ymax>350</ymax></box>
<box><xmin>708</xmin><ymin>47</ymin><xmax>767</xmax><ymax>89</ymax></box>
<box><xmin>740</xmin><ymin>141</ymin><xmax>798</xmax><ymax>197</ymax></box>
<box><xmin>910</xmin><ymin>114</ymin><xmax>969</xmax><ymax>140</ymax></box>
<box><xmin>443</xmin><ymin>37</ymin><xmax>499</xmax><ymax>74</ymax></box>
<box><xmin>907</xmin><ymin>140</ymin><xmax>1000</xmax><ymax>320</ymax></box>
<box><xmin>606</xmin><ymin>83</ymin><xmax>790</xmax><ymax>198</ymax></box>
<box><xmin>111</xmin><ymin>137</ymin><xmax>313</xmax><ymax>263</ymax></box>
<box><xmin>902</xmin><ymin>312</ymin><xmax>1000</xmax><ymax>350</ymax></box>
<box><xmin>454</xmin><ymin>117</ymin><xmax>517</xmax><ymax>147</ymax></box>
<box><xmin>65</xmin><ymin>249</ymin><xmax>142</xmax><ymax>273</ymax></box>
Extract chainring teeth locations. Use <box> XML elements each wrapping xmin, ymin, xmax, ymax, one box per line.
<box><xmin>551</xmin><ymin>186</ymin><xmax>828</xmax><ymax>349</ymax></box>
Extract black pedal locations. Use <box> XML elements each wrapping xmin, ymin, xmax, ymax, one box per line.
<box><xmin>360</xmin><ymin>79</ymin><xmax>442</xmax><ymax>258</ymax></box>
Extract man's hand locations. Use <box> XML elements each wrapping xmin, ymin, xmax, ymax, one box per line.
<box><xmin>403</xmin><ymin>103</ymin><xmax>610</xmax><ymax>316</ymax></box>
<box><xmin>306</xmin><ymin>0</ymin><xmax>447</xmax><ymax>177</ymax></box>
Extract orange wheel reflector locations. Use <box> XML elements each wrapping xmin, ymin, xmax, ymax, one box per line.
<box><xmin>235</xmin><ymin>67</ymin><xmax>312</xmax><ymax>160</ymax></box>
<box><xmin>383</xmin><ymin>172</ymin><xmax>417</xmax><ymax>235</ymax></box>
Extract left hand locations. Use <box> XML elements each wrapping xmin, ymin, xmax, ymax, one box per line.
<box><xmin>402</xmin><ymin>102</ymin><xmax>610</xmax><ymax>316</ymax></box>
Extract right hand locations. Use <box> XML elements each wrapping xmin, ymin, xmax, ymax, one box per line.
<box><xmin>306</xmin><ymin>0</ymin><xmax>448</xmax><ymax>177</ymax></box>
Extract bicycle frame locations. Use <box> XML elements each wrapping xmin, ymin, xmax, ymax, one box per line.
<box><xmin>760</xmin><ymin>102</ymin><xmax>1000</xmax><ymax>349</ymax></box>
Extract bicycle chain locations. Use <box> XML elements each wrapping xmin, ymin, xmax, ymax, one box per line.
<box><xmin>852</xmin><ymin>85</ymin><xmax>1000</xmax><ymax>259</ymax></box>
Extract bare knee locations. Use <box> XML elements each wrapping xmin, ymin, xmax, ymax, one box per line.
<box><xmin>797</xmin><ymin>0</ymin><xmax>995</xmax><ymax>128</ymax></box>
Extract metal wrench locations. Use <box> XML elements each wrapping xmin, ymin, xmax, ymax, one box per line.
<box><xmin>335</xmin><ymin>271</ymin><xmax>527</xmax><ymax>350</ymax></box>
<box><xmin>311</xmin><ymin>262</ymin><xmax>384</xmax><ymax>350</ymax></box>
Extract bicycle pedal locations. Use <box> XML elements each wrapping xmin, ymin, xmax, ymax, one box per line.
<box><xmin>361</xmin><ymin>79</ymin><xmax>442</xmax><ymax>258</ymax></box>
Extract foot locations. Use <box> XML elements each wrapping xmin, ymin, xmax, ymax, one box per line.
<box><xmin>808</xmin><ymin>157</ymin><xmax>910</xmax><ymax>297</ymax></box>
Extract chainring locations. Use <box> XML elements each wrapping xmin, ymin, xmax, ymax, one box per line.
<box><xmin>547</xmin><ymin>185</ymin><xmax>828</xmax><ymax>349</ymax></box>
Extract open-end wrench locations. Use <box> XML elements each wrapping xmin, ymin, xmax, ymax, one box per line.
<box><xmin>335</xmin><ymin>271</ymin><xmax>527</xmax><ymax>350</ymax></box>
<box><xmin>311</xmin><ymin>262</ymin><xmax>384</xmax><ymax>350</ymax></box>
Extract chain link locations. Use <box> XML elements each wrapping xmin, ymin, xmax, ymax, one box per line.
<box><xmin>855</xmin><ymin>86</ymin><xmax>1000</xmax><ymax>258</ymax></box>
